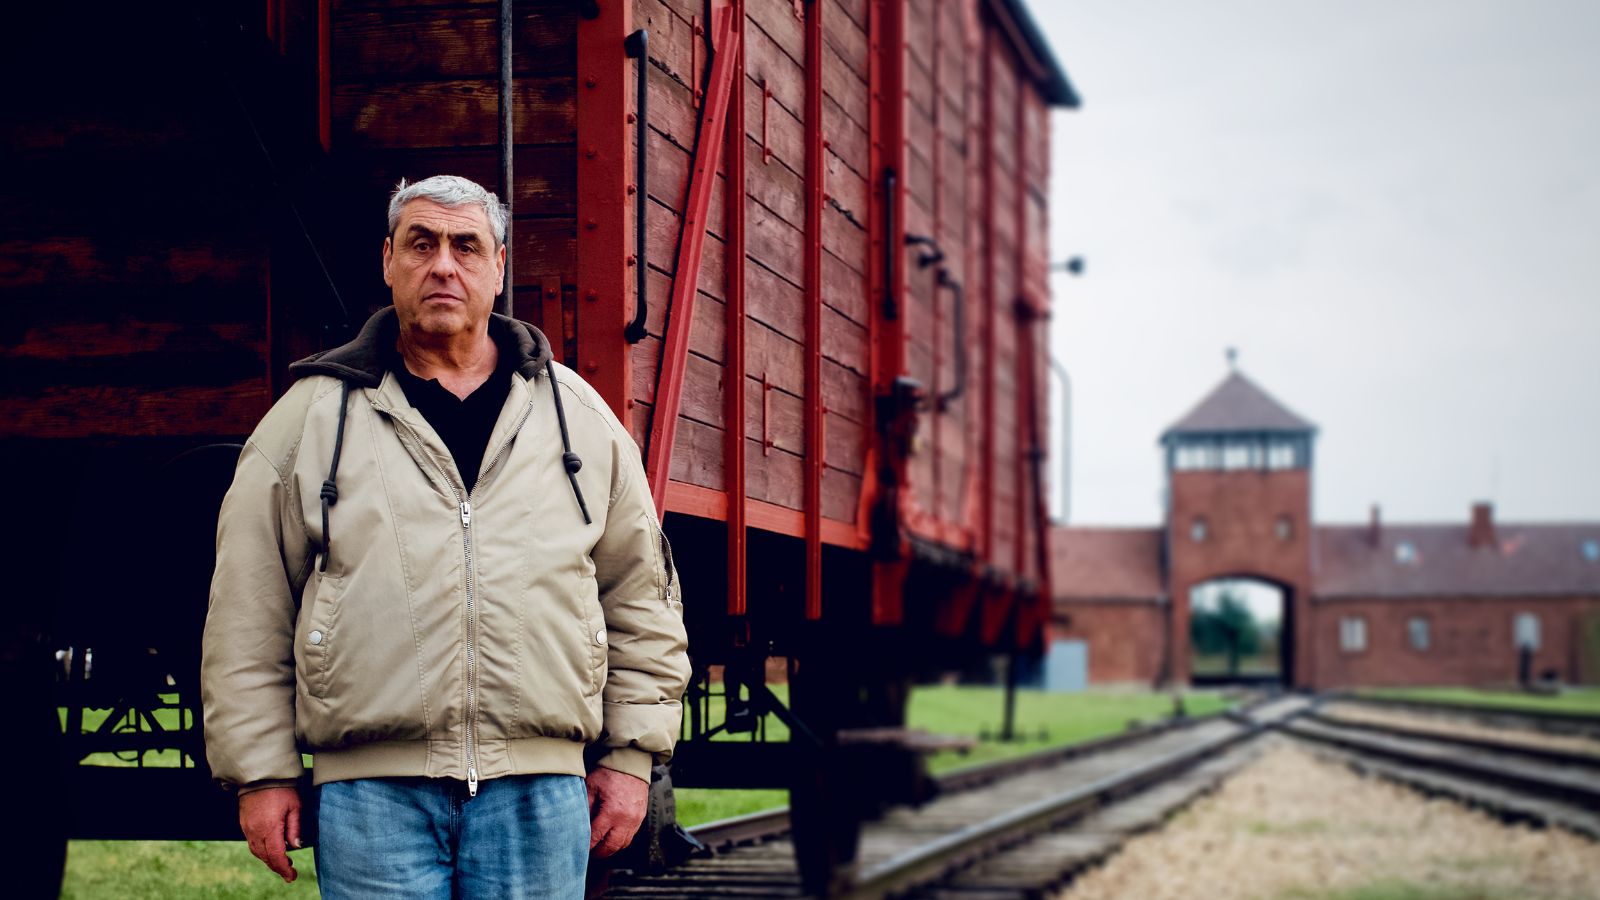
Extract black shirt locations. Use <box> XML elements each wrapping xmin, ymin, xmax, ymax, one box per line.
<box><xmin>389</xmin><ymin>344</ymin><xmax>514</xmax><ymax>495</ymax></box>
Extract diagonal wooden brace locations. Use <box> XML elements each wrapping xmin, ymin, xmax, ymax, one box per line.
<box><xmin>646</xmin><ymin>6</ymin><xmax>742</xmax><ymax>518</ymax></box>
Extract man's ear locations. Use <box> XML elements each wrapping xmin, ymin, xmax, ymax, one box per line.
<box><xmin>382</xmin><ymin>236</ymin><xmax>394</xmax><ymax>287</ymax></box>
<box><xmin>494</xmin><ymin>242</ymin><xmax>506</xmax><ymax>297</ymax></box>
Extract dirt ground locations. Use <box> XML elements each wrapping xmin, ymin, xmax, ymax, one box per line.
<box><xmin>1056</xmin><ymin>738</ymin><xmax>1600</xmax><ymax>900</ymax></box>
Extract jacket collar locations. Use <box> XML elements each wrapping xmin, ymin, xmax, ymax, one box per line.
<box><xmin>287</xmin><ymin>306</ymin><xmax>553</xmax><ymax>387</ymax></box>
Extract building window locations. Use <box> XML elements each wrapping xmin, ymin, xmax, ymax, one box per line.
<box><xmin>1276</xmin><ymin>515</ymin><xmax>1294</xmax><ymax>542</ymax></box>
<box><xmin>1340</xmin><ymin>616</ymin><xmax>1367</xmax><ymax>653</ymax></box>
<box><xmin>1395</xmin><ymin>541</ymin><xmax>1417</xmax><ymax>564</ymax></box>
<box><xmin>1191</xmin><ymin>517</ymin><xmax>1208</xmax><ymax>543</ymax></box>
<box><xmin>1407</xmin><ymin>616</ymin><xmax>1430</xmax><ymax>651</ymax></box>
<box><xmin>1514</xmin><ymin>613</ymin><xmax>1541</xmax><ymax>651</ymax></box>
<box><xmin>1583</xmin><ymin>539</ymin><xmax>1599</xmax><ymax>563</ymax></box>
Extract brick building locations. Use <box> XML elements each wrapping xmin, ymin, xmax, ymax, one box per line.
<box><xmin>1051</xmin><ymin>369</ymin><xmax>1600</xmax><ymax>689</ymax></box>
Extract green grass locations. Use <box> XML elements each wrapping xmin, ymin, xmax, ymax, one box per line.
<box><xmin>1358</xmin><ymin>686</ymin><xmax>1600</xmax><ymax>717</ymax></box>
<box><xmin>62</xmin><ymin>685</ymin><xmax>1228</xmax><ymax>897</ymax></box>
<box><xmin>62</xmin><ymin>841</ymin><xmax>318</xmax><ymax>900</ymax></box>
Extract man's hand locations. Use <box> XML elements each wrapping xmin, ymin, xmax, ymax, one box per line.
<box><xmin>239</xmin><ymin>786</ymin><xmax>302</xmax><ymax>882</ymax></box>
<box><xmin>586</xmin><ymin>767</ymin><xmax>649</xmax><ymax>857</ymax></box>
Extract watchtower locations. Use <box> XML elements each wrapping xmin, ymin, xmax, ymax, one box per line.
<box><xmin>1160</xmin><ymin>361</ymin><xmax>1317</xmax><ymax>686</ymax></box>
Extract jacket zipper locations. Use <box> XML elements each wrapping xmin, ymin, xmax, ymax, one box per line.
<box><xmin>393</xmin><ymin>397</ymin><xmax>534</xmax><ymax>799</ymax></box>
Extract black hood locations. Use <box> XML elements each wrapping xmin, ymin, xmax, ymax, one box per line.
<box><xmin>288</xmin><ymin>306</ymin><xmax>554</xmax><ymax>387</ymax></box>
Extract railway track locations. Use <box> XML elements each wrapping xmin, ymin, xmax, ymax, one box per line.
<box><xmin>1285</xmin><ymin>701</ymin><xmax>1600</xmax><ymax>839</ymax></box>
<box><xmin>604</xmin><ymin>695</ymin><xmax>1310</xmax><ymax>899</ymax></box>
<box><xmin>1327</xmin><ymin>693</ymin><xmax>1600</xmax><ymax>740</ymax></box>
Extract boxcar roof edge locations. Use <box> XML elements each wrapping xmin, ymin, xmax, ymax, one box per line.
<box><xmin>991</xmin><ymin>0</ymin><xmax>1081</xmax><ymax>108</ymax></box>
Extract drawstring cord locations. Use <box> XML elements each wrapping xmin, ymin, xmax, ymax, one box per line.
<box><xmin>546</xmin><ymin>360</ymin><xmax>592</xmax><ymax>525</ymax></box>
<box><xmin>319</xmin><ymin>381</ymin><xmax>352</xmax><ymax>572</ymax></box>
<box><xmin>318</xmin><ymin>361</ymin><xmax>590</xmax><ymax>562</ymax></box>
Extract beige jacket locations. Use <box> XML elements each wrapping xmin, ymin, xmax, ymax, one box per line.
<box><xmin>201</xmin><ymin>308</ymin><xmax>689</xmax><ymax>794</ymax></box>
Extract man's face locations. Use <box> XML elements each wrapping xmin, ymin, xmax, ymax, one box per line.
<box><xmin>383</xmin><ymin>198</ymin><xmax>505</xmax><ymax>338</ymax></box>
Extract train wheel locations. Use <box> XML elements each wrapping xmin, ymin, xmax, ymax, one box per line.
<box><xmin>7</xmin><ymin>642</ymin><xmax>67</xmax><ymax>899</ymax></box>
<box><xmin>787</xmin><ymin>662</ymin><xmax>911</xmax><ymax>895</ymax></box>
<box><xmin>789</xmin><ymin>744</ymin><xmax>862</xmax><ymax>896</ymax></box>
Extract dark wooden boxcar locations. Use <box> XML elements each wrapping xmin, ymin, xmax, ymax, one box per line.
<box><xmin>1</xmin><ymin>0</ymin><xmax>1074</xmax><ymax>892</ymax></box>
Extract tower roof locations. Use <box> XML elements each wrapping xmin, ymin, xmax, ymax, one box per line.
<box><xmin>1161</xmin><ymin>371</ymin><xmax>1316</xmax><ymax>443</ymax></box>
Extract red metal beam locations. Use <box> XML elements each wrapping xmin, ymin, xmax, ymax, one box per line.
<box><xmin>978</xmin><ymin>27</ymin><xmax>997</xmax><ymax>568</ymax></box>
<box><xmin>802</xmin><ymin>0</ymin><xmax>824</xmax><ymax>621</ymax></box>
<box><xmin>724</xmin><ymin>0</ymin><xmax>748</xmax><ymax>620</ymax></box>
<box><xmin>644</xmin><ymin>6</ymin><xmax>741</xmax><ymax>517</ymax></box>
<box><xmin>1011</xmin><ymin>51</ymin><xmax>1028</xmax><ymax>595</ymax></box>
<box><xmin>575</xmin><ymin>0</ymin><xmax>633</xmax><ymax>417</ymax></box>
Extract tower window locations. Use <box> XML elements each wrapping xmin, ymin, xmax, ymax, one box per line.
<box><xmin>1583</xmin><ymin>539</ymin><xmax>1599</xmax><ymax>562</ymax></box>
<box><xmin>1276</xmin><ymin>515</ymin><xmax>1294</xmax><ymax>542</ymax></box>
<box><xmin>1340</xmin><ymin>616</ymin><xmax>1367</xmax><ymax>653</ymax></box>
<box><xmin>1395</xmin><ymin>541</ymin><xmax>1417</xmax><ymax>564</ymax></box>
<box><xmin>1190</xmin><ymin>517</ymin><xmax>1208</xmax><ymax>543</ymax></box>
<box><xmin>1407</xmin><ymin>616</ymin><xmax>1430</xmax><ymax>651</ymax></box>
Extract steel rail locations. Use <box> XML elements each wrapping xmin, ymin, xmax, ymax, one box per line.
<box><xmin>838</xmin><ymin>724</ymin><xmax>1258</xmax><ymax>900</ymax></box>
<box><xmin>1285</xmin><ymin>718</ymin><xmax>1600</xmax><ymax>808</ymax></box>
<box><xmin>1330</xmin><ymin>693</ymin><xmax>1600</xmax><ymax>737</ymax></box>
<box><xmin>1308</xmin><ymin>708</ymin><xmax>1600</xmax><ymax>771</ymax></box>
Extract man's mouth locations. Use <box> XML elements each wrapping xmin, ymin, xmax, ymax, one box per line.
<box><xmin>424</xmin><ymin>292</ymin><xmax>462</xmax><ymax>302</ymax></box>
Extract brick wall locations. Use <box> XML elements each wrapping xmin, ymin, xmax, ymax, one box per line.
<box><xmin>1310</xmin><ymin>595</ymin><xmax>1599</xmax><ymax>688</ymax></box>
<box><xmin>1053</xmin><ymin>601</ymin><xmax>1168</xmax><ymax>686</ymax></box>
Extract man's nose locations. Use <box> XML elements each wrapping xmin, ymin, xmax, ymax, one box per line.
<box><xmin>429</xmin><ymin>245</ymin><xmax>461</xmax><ymax>278</ymax></box>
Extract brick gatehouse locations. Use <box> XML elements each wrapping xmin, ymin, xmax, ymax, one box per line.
<box><xmin>1050</xmin><ymin>369</ymin><xmax>1600</xmax><ymax>689</ymax></box>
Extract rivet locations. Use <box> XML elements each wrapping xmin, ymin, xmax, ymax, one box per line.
<box><xmin>585</xmin><ymin>147</ymin><xmax>598</xmax><ymax>159</ymax></box>
<box><xmin>585</xmin><ymin>361</ymin><xmax>600</xmax><ymax>373</ymax></box>
<box><xmin>585</xmin><ymin>290</ymin><xmax>599</xmax><ymax>302</ymax></box>
<box><xmin>585</xmin><ymin>219</ymin><xmax>598</xmax><ymax>230</ymax></box>
<box><xmin>626</xmin><ymin>255</ymin><xmax>637</xmax><ymax>266</ymax></box>
<box><xmin>309</xmin><ymin>630</ymin><xmax>323</xmax><ymax>646</ymax></box>
<box><xmin>595</xmin><ymin>629</ymin><xmax>608</xmax><ymax>645</ymax></box>
<box><xmin>626</xmin><ymin>184</ymin><xmax>637</xmax><ymax>195</ymax></box>
<box><xmin>585</xmin><ymin>76</ymin><xmax>598</xmax><ymax>88</ymax></box>
<box><xmin>626</xmin><ymin>112</ymin><xmax>637</xmax><ymax>124</ymax></box>
<box><xmin>545</xmin><ymin>288</ymin><xmax>557</xmax><ymax>298</ymax></box>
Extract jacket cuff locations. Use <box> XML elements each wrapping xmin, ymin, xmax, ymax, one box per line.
<box><xmin>236</xmin><ymin>778</ymin><xmax>301</xmax><ymax>797</ymax></box>
<box><xmin>595</xmin><ymin>747</ymin><xmax>654</xmax><ymax>781</ymax></box>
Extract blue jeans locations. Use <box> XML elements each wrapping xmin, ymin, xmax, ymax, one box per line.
<box><xmin>315</xmin><ymin>774</ymin><xmax>590</xmax><ymax>900</ymax></box>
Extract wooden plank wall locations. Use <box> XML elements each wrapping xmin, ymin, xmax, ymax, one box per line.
<box><xmin>902</xmin><ymin>0</ymin><xmax>979</xmax><ymax>546</ymax></box>
<box><xmin>636</xmin><ymin>0</ymin><xmax>871</xmax><ymax>529</ymax></box>
<box><xmin>329</xmin><ymin>0</ymin><xmax>578</xmax><ymax>344</ymax></box>
<box><xmin>0</xmin><ymin>6</ymin><xmax>275</xmax><ymax>440</ymax></box>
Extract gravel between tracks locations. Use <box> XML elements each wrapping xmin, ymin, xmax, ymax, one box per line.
<box><xmin>1318</xmin><ymin>702</ymin><xmax>1600</xmax><ymax>757</ymax></box>
<box><xmin>1054</xmin><ymin>737</ymin><xmax>1600</xmax><ymax>900</ymax></box>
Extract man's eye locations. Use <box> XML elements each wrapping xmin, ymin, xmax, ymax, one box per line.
<box><xmin>412</xmin><ymin>241</ymin><xmax>431</xmax><ymax>253</ymax></box>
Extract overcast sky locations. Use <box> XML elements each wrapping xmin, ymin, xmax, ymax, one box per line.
<box><xmin>1036</xmin><ymin>1</ymin><xmax>1600</xmax><ymax>527</ymax></box>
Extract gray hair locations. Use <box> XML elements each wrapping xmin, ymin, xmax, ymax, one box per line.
<box><xmin>387</xmin><ymin>175</ymin><xmax>510</xmax><ymax>247</ymax></box>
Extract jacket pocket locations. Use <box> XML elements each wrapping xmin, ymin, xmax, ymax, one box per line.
<box><xmin>576</xmin><ymin>561</ymin><xmax>606</xmax><ymax>695</ymax></box>
<box><xmin>295</xmin><ymin>567</ymin><xmax>342</xmax><ymax>700</ymax></box>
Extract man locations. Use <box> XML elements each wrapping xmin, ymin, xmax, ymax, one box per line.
<box><xmin>202</xmin><ymin>175</ymin><xmax>690</xmax><ymax>898</ymax></box>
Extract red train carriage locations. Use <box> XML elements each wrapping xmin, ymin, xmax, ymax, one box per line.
<box><xmin>1</xmin><ymin>0</ymin><xmax>1075</xmax><ymax>893</ymax></box>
